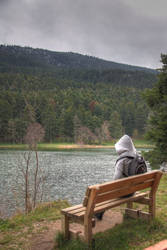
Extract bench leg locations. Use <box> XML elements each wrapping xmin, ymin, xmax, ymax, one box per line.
<box><xmin>124</xmin><ymin>201</ymin><xmax>133</xmax><ymax>217</ymax></box>
<box><xmin>127</xmin><ymin>201</ymin><xmax>133</xmax><ymax>209</ymax></box>
<box><xmin>61</xmin><ymin>214</ymin><xmax>70</xmax><ymax>240</ymax></box>
<box><xmin>84</xmin><ymin>217</ymin><xmax>92</xmax><ymax>245</ymax></box>
<box><xmin>149</xmin><ymin>195</ymin><xmax>156</xmax><ymax>218</ymax></box>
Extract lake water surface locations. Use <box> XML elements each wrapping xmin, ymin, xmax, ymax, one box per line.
<box><xmin>0</xmin><ymin>148</ymin><xmax>149</xmax><ymax>217</ymax></box>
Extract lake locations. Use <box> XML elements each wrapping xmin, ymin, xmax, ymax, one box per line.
<box><xmin>0</xmin><ymin>148</ymin><xmax>150</xmax><ymax>217</ymax></box>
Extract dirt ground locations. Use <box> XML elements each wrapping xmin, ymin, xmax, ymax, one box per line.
<box><xmin>30</xmin><ymin>209</ymin><xmax>123</xmax><ymax>250</ymax></box>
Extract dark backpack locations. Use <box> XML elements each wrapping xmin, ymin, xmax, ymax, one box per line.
<box><xmin>116</xmin><ymin>154</ymin><xmax>147</xmax><ymax>177</ymax></box>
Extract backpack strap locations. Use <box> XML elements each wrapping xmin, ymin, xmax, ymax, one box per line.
<box><xmin>116</xmin><ymin>155</ymin><xmax>135</xmax><ymax>177</ymax></box>
<box><xmin>116</xmin><ymin>155</ymin><xmax>134</xmax><ymax>164</ymax></box>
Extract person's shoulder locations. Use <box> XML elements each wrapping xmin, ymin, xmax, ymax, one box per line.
<box><xmin>116</xmin><ymin>157</ymin><xmax>127</xmax><ymax>167</ymax></box>
<box><xmin>117</xmin><ymin>153</ymin><xmax>133</xmax><ymax>162</ymax></box>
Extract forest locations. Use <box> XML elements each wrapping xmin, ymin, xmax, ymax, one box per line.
<box><xmin>0</xmin><ymin>45</ymin><xmax>158</xmax><ymax>143</ymax></box>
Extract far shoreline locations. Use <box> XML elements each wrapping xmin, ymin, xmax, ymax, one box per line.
<box><xmin>0</xmin><ymin>141</ymin><xmax>154</xmax><ymax>151</ymax></box>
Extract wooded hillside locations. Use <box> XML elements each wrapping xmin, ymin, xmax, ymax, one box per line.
<box><xmin>0</xmin><ymin>45</ymin><xmax>157</xmax><ymax>143</ymax></box>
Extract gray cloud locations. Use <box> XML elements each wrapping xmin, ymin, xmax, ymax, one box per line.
<box><xmin>0</xmin><ymin>0</ymin><xmax>167</xmax><ymax>68</ymax></box>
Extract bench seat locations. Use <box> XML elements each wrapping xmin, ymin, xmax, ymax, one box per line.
<box><xmin>62</xmin><ymin>191</ymin><xmax>148</xmax><ymax>219</ymax></box>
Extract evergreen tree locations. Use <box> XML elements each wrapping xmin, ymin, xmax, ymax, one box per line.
<box><xmin>73</xmin><ymin>115</ymin><xmax>82</xmax><ymax>143</ymax></box>
<box><xmin>144</xmin><ymin>54</ymin><xmax>167</xmax><ymax>167</ymax></box>
<box><xmin>109</xmin><ymin>111</ymin><xmax>123</xmax><ymax>139</ymax></box>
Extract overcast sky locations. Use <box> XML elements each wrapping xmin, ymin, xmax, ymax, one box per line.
<box><xmin>0</xmin><ymin>0</ymin><xmax>167</xmax><ymax>69</ymax></box>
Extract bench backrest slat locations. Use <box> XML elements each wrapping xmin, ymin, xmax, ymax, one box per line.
<box><xmin>95</xmin><ymin>179</ymin><xmax>154</xmax><ymax>204</ymax></box>
<box><xmin>89</xmin><ymin>171</ymin><xmax>157</xmax><ymax>193</ymax></box>
<box><xmin>83</xmin><ymin>170</ymin><xmax>162</xmax><ymax>208</ymax></box>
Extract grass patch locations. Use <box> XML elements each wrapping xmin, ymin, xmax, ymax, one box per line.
<box><xmin>0</xmin><ymin>234</ymin><xmax>14</xmax><ymax>245</ymax></box>
<box><xmin>133</xmin><ymin>139</ymin><xmax>154</xmax><ymax>149</ymax></box>
<box><xmin>0</xmin><ymin>200</ymin><xmax>69</xmax><ymax>232</ymax></box>
<box><xmin>0</xmin><ymin>139</ymin><xmax>153</xmax><ymax>151</ymax></box>
<box><xmin>94</xmin><ymin>218</ymin><xmax>166</xmax><ymax>250</ymax></box>
<box><xmin>54</xmin><ymin>219</ymin><xmax>167</xmax><ymax>250</ymax></box>
<box><xmin>55</xmin><ymin>231</ymin><xmax>88</xmax><ymax>250</ymax></box>
<box><xmin>0</xmin><ymin>143</ymin><xmax>28</xmax><ymax>150</ymax></box>
<box><xmin>0</xmin><ymin>200</ymin><xmax>69</xmax><ymax>249</ymax></box>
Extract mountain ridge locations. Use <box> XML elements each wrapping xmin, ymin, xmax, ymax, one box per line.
<box><xmin>0</xmin><ymin>44</ymin><xmax>156</xmax><ymax>74</ymax></box>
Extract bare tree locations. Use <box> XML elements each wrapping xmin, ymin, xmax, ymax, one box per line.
<box><xmin>95</xmin><ymin>121</ymin><xmax>112</xmax><ymax>144</ymax></box>
<box><xmin>6</xmin><ymin>94</ymin><xmax>50</xmax><ymax>214</ymax></box>
<box><xmin>21</xmin><ymin>122</ymin><xmax>45</xmax><ymax>212</ymax></box>
<box><xmin>13</xmin><ymin>94</ymin><xmax>48</xmax><ymax>213</ymax></box>
<box><xmin>73</xmin><ymin>115</ymin><xmax>98</xmax><ymax>144</ymax></box>
<box><xmin>100</xmin><ymin>121</ymin><xmax>112</xmax><ymax>142</ymax></box>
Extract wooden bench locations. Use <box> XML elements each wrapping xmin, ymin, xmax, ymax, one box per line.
<box><xmin>61</xmin><ymin>170</ymin><xmax>162</xmax><ymax>244</ymax></box>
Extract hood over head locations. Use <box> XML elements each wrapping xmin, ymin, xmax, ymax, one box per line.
<box><xmin>115</xmin><ymin>134</ymin><xmax>136</xmax><ymax>156</ymax></box>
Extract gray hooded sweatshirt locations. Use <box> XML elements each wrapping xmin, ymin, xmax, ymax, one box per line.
<box><xmin>113</xmin><ymin>135</ymin><xmax>137</xmax><ymax>180</ymax></box>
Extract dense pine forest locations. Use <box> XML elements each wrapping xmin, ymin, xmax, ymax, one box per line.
<box><xmin>0</xmin><ymin>45</ymin><xmax>158</xmax><ymax>143</ymax></box>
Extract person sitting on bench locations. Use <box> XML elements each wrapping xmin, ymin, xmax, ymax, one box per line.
<box><xmin>114</xmin><ymin>134</ymin><xmax>137</xmax><ymax>180</ymax></box>
<box><xmin>96</xmin><ymin>134</ymin><xmax>147</xmax><ymax>220</ymax></box>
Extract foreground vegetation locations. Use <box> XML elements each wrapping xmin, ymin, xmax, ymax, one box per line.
<box><xmin>0</xmin><ymin>201</ymin><xmax>69</xmax><ymax>250</ymax></box>
<box><xmin>0</xmin><ymin>174</ymin><xmax>167</xmax><ymax>249</ymax></box>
